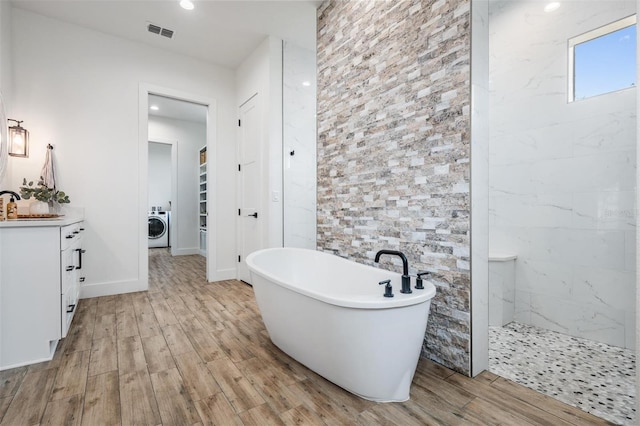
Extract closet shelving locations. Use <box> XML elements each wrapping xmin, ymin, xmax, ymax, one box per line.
<box><xmin>199</xmin><ymin>146</ymin><xmax>207</xmax><ymax>256</ymax></box>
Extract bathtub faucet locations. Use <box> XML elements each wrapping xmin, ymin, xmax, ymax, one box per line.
<box><xmin>374</xmin><ymin>250</ymin><xmax>412</xmax><ymax>294</ymax></box>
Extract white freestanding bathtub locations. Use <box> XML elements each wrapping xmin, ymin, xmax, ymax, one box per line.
<box><xmin>246</xmin><ymin>247</ymin><xmax>437</xmax><ymax>402</ymax></box>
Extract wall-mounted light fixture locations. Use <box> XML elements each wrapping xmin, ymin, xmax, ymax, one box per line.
<box><xmin>8</xmin><ymin>119</ymin><xmax>28</xmax><ymax>158</ymax></box>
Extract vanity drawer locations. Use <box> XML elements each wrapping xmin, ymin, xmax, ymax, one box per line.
<box><xmin>60</xmin><ymin>222</ymin><xmax>84</xmax><ymax>251</ymax></box>
<box><xmin>61</xmin><ymin>245</ymin><xmax>76</xmax><ymax>295</ymax></box>
<box><xmin>61</xmin><ymin>286</ymin><xmax>78</xmax><ymax>338</ymax></box>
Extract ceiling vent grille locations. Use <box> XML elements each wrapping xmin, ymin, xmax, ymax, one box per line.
<box><xmin>147</xmin><ymin>23</ymin><xmax>174</xmax><ymax>39</ymax></box>
<box><xmin>147</xmin><ymin>23</ymin><xmax>161</xmax><ymax>35</ymax></box>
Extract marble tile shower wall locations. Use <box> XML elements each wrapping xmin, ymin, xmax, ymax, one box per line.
<box><xmin>317</xmin><ymin>0</ymin><xmax>472</xmax><ymax>373</ymax></box>
<box><xmin>283</xmin><ymin>42</ymin><xmax>317</xmax><ymax>249</ymax></box>
<box><xmin>488</xmin><ymin>1</ymin><xmax>636</xmax><ymax>349</ymax></box>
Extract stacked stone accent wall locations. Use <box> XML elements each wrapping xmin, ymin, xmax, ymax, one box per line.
<box><xmin>317</xmin><ymin>0</ymin><xmax>472</xmax><ymax>374</ymax></box>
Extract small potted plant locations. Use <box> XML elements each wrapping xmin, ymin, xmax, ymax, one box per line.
<box><xmin>19</xmin><ymin>177</ymin><xmax>70</xmax><ymax>215</ymax></box>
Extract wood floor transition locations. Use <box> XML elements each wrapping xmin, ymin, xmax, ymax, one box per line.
<box><xmin>0</xmin><ymin>249</ymin><xmax>614</xmax><ymax>425</ymax></box>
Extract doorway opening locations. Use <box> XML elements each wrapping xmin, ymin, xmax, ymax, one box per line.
<box><xmin>148</xmin><ymin>140</ymin><xmax>176</xmax><ymax>256</ymax></box>
<box><xmin>139</xmin><ymin>85</ymin><xmax>217</xmax><ymax>286</ymax></box>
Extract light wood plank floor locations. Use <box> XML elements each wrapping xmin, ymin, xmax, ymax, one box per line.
<box><xmin>0</xmin><ymin>249</ymin><xmax>615</xmax><ymax>425</ymax></box>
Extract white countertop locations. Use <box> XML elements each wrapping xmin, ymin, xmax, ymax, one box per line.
<box><xmin>0</xmin><ymin>214</ymin><xmax>84</xmax><ymax>228</ymax></box>
<box><xmin>0</xmin><ymin>206</ymin><xmax>84</xmax><ymax>228</ymax></box>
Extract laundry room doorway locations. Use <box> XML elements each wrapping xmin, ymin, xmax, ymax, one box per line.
<box><xmin>145</xmin><ymin>92</ymin><xmax>209</xmax><ymax>281</ymax></box>
<box><xmin>148</xmin><ymin>140</ymin><xmax>177</xmax><ymax>255</ymax></box>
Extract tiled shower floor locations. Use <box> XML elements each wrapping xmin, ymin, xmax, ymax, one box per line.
<box><xmin>489</xmin><ymin>322</ymin><xmax>635</xmax><ymax>425</ymax></box>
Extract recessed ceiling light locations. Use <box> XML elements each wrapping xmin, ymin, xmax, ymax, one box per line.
<box><xmin>180</xmin><ymin>0</ymin><xmax>194</xmax><ymax>10</ymax></box>
<box><xmin>150</xmin><ymin>105</ymin><xmax>159</xmax><ymax>111</ymax></box>
<box><xmin>302</xmin><ymin>81</ymin><xmax>311</xmax><ymax>87</ymax></box>
<box><xmin>544</xmin><ymin>2</ymin><xmax>561</xmax><ymax>12</ymax></box>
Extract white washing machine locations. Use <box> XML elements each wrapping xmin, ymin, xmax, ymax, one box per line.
<box><xmin>148</xmin><ymin>211</ymin><xmax>170</xmax><ymax>248</ymax></box>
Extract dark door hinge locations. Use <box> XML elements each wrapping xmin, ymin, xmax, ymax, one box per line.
<box><xmin>238</xmin><ymin>255</ymin><xmax>241</xmax><ymax>262</ymax></box>
<box><xmin>238</xmin><ymin>209</ymin><xmax>241</xmax><ymax>216</ymax></box>
<box><xmin>238</xmin><ymin>119</ymin><xmax>241</xmax><ymax>127</ymax></box>
<box><xmin>238</xmin><ymin>164</ymin><xmax>241</xmax><ymax>172</ymax></box>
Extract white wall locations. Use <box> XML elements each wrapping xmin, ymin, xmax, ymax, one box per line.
<box><xmin>283</xmin><ymin>41</ymin><xmax>317</xmax><ymax>249</ymax></box>
<box><xmin>636</xmin><ymin>0</ymin><xmax>640</xmax><ymax>415</ymax></box>
<box><xmin>489</xmin><ymin>0</ymin><xmax>636</xmax><ymax>349</ymax></box>
<box><xmin>149</xmin><ymin>116</ymin><xmax>206</xmax><ymax>255</ymax></box>
<box><xmin>236</xmin><ymin>36</ymin><xmax>283</xmax><ymax>249</ymax></box>
<box><xmin>0</xmin><ymin>0</ymin><xmax>11</xmax><ymax>366</ymax></box>
<box><xmin>148</xmin><ymin>141</ymin><xmax>172</xmax><ymax>212</ymax></box>
<box><xmin>7</xmin><ymin>8</ymin><xmax>237</xmax><ymax>296</ymax></box>
<box><xmin>0</xmin><ymin>0</ymin><xmax>12</xmax><ymax>190</ymax></box>
<box><xmin>0</xmin><ymin>1</ymin><xmax>10</xmax><ymax>105</ymax></box>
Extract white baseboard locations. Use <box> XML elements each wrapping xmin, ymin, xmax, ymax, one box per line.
<box><xmin>210</xmin><ymin>268</ymin><xmax>236</xmax><ymax>282</ymax></box>
<box><xmin>80</xmin><ymin>279</ymin><xmax>148</xmax><ymax>299</ymax></box>
<box><xmin>172</xmin><ymin>247</ymin><xmax>200</xmax><ymax>256</ymax></box>
<box><xmin>80</xmin><ymin>265</ymin><xmax>235</xmax><ymax>298</ymax></box>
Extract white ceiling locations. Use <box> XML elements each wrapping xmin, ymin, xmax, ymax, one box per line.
<box><xmin>149</xmin><ymin>94</ymin><xmax>207</xmax><ymax>124</ymax></box>
<box><xmin>11</xmin><ymin>0</ymin><xmax>321</xmax><ymax>69</ymax></box>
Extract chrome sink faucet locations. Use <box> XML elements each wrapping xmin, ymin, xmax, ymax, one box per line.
<box><xmin>374</xmin><ymin>249</ymin><xmax>412</xmax><ymax>294</ymax></box>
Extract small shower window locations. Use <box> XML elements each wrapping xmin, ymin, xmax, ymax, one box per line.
<box><xmin>568</xmin><ymin>15</ymin><xmax>637</xmax><ymax>102</ymax></box>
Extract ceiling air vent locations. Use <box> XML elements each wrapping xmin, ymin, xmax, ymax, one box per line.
<box><xmin>147</xmin><ymin>23</ymin><xmax>161</xmax><ymax>35</ymax></box>
<box><xmin>147</xmin><ymin>22</ymin><xmax>174</xmax><ymax>39</ymax></box>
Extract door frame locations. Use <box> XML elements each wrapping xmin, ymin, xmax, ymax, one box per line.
<box><xmin>148</xmin><ymin>139</ymin><xmax>178</xmax><ymax>256</ymax></box>
<box><xmin>138</xmin><ymin>83</ymin><xmax>218</xmax><ymax>285</ymax></box>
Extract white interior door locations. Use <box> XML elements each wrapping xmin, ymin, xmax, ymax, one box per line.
<box><xmin>238</xmin><ymin>95</ymin><xmax>262</xmax><ymax>283</ymax></box>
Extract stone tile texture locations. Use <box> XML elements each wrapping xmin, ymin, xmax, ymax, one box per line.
<box><xmin>317</xmin><ymin>0</ymin><xmax>472</xmax><ymax>374</ymax></box>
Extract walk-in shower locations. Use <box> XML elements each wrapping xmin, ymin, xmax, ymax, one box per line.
<box><xmin>486</xmin><ymin>1</ymin><xmax>637</xmax><ymax>424</ymax></box>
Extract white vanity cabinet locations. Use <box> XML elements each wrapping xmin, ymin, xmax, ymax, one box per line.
<box><xmin>0</xmin><ymin>217</ymin><xmax>85</xmax><ymax>370</ymax></box>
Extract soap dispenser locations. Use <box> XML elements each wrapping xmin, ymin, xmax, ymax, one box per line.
<box><xmin>6</xmin><ymin>196</ymin><xmax>17</xmax><ymax>220</ymax></box>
